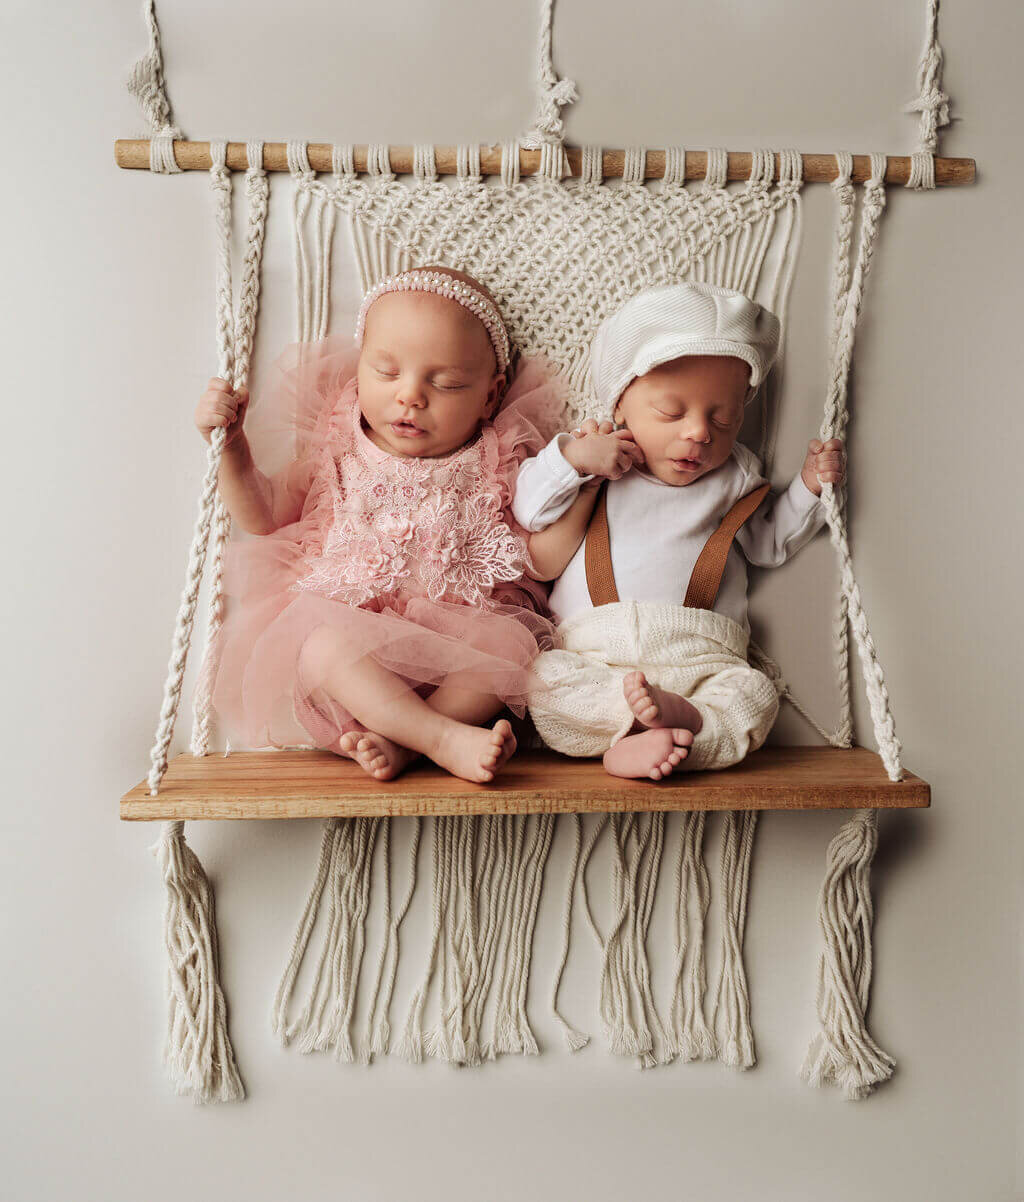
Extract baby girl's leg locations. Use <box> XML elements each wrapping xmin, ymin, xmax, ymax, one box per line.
<box><xmin>340</xmin><ymin>683</ymin><xmax>511</xmax><ymax>781</ymax></box>
<box><xmin>427</xmin><ymin>682</ymin><xmax>515</xmax><ymax>777</ymax></box>
<box><xmin>300</xmin><ymin>629</ymin><xmax>515</xmax><ymax>784</ymax></box>
<box><xmin>622</xmin><ymin>670</ymin><xmax>703</xmax><ymax>736</ymax></box>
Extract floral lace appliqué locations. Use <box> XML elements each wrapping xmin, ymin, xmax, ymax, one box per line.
<box><xmin>294</xmin><ymin>404</ymin><xmax>528</xmax><ymax>609</ymax></box>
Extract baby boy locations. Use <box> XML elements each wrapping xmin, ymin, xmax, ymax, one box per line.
<box><xmin>512</xmin><ymin>282</ymin><xmax>845</xmax><ymax>780</ymax></box>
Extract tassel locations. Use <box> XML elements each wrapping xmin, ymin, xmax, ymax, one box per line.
<box><xmin>155</xmin><ymin>821</ymin><xmax>244</xmax><ymax>1103</ymax></box>
<box><xmin>802</xmin><ymin>809</ymin><xmax>895</xmax><ymax>1099</ymax></box>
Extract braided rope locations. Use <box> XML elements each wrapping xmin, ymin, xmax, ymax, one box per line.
<box><xmin>819</xmin><ymin>153</ymin><xmax>902</xmax><ymax>781</ymax></box>
<box><xmin>191</xmin><ymin>143</ymin><xmax>269</xmax><ymax>756</ymax></box>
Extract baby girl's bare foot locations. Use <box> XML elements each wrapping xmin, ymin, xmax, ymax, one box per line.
<box><xmin>339</xmin><ymin>729</ymin><xmax>418</xmax><ymax>781</ymax></box>
<box><xmin>603</xmin><ymin>728</ymin><xmax>695</xmax><ymax>781</ymax></box>
<box><xmin>623</xmin><ymin>671</ymin><xmax>703</xmax><ymax>735</ymax></box>
<box><xmin>432</xmin><ymin>719</ymin><xmax>517</xmax><ymax>784</ymax></box>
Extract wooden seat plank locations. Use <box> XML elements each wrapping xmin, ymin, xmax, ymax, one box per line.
<box><xmin>121</xmin><ymin>746</ymin><xmax>930</xmax><ymax>821</ymax></box>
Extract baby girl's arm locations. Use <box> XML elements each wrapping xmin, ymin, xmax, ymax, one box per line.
<box><xmin>525</xmin><ymin>479</ymin><xmax>604</xmax><ymax>580</ymax></box>
<box><xmin>195</xmin><ymin>378</ymin><xmax>305</xmax><ymax>534</ymax></box>
<box><xmin>513</xmin><ymin>419</ymin><xmax>644</xmax><ymax>581</ymax></box>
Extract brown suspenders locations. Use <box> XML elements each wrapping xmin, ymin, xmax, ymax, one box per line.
<box><xmin>584</xmin><ymin>480</ymin><xmax>771</xmax><ymax>612</ymax></box>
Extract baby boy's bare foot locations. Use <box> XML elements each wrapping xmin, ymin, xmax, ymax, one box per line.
<box><xmin>603</xmin><ymin>728</ymin><xmax>695</xmax><ymax>781</ymax></box>
<box><xmin>623</xmin><ymin>671</ymin><xmax>703</xmax><ymax>735</ymax></box>
<box><xmin>432</xmin><ymin>719</ymin><xmax>517</xmax><ymax>784</ymax></box>
<box><xmin>339</xmin><ymin>729</ymin><xmax>418</xmax><ymax>781</ymax></box>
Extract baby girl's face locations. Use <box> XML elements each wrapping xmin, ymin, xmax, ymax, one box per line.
<box><xmin>613</xmin><ymin>355</ymin><xmax>750</xmax><ymax>486</ymax></box>
<box><xmin>357</xmin><ymin>289</ymin><xmax>505</xmax><ymax>458</ymax></box>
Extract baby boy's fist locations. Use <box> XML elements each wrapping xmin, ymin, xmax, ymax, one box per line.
<box><xmin>802</xmin><ymin>438</ymin><xmax>846</xmax><ymax>496</ymax></box>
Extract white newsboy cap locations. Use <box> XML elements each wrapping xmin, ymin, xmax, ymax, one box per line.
<box><xmin>591</xmin><ymin>282</ymin><xmax>781</xmax><ymax>411</ymax></box>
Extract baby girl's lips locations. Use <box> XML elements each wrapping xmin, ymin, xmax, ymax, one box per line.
<box><xmin>671</xmin><ymin>456</ymin><xmax>702</xmax><ymax>472</ymax></box>
<box><xmin>390</xmin><ymin>420</ymin><xmax>428</xmax><ymax>438</ymax></box>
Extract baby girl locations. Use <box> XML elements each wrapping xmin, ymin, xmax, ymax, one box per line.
<box><xmin>195</xmin><ymin>266</ymin><xmax>560</xmax><ymax>783</ymax></box>
<box><xmin>513</xmin><ymin>282</ymin><xmax>846</xmax><ymax>781</ymax></box>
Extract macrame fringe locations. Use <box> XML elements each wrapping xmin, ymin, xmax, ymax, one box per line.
<box><xmin>668</xmin><ymin>813</ymin><xmax>716</xmax><ymax>1062</ymax></box>
<box><xmin>276</xmin><ymin>815</ymin><xmax>555</xmax><ymax>1068</ymax></box>
<box><xmin>802</xmin><ymin>809</ymin><xmax>895</xmax><ymax>1099</ymax></box>
<box><xmin>155</xmin><ymin>822</ymin><xmax>244</xmax><ymax>1102</ymax></box>
<box><xmin>271</xmin><ymin>818</ymin><xmax>384</xmax><ymax>1060</ymax></box>
<box><xmin>710</xmin><ymin>812</ymin><xmax>758</xmax><ymax>1068</ymax></box>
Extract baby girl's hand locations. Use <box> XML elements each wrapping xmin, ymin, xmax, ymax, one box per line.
<box><xmin>563</xmin><ymin>418</ymin><xmax>645</xmax><ymax>481</ymax></box>
<box><xmin>801</xmin><ymin>438</ymin><xmax>846</xmax><ymax>496</ymax></box>
<box><xmin>195</xmin><ymin>378</ymin><xmax>249</xmax><ymax>446</ymax></box>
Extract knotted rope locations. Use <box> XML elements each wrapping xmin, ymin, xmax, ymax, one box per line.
<box><xmin>520</xmin><ymin>0</ymin><xmax>578</xmax><ymax>151</ymax></box>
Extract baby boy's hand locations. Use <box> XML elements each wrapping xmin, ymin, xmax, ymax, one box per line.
<box><xmin>801</xmin><ymin>438</ymin><xmax>846</xmax><ymax>496</ymax></box>
<box><xmin>195</xmin><ymin>378</ymin><xmax>249</xmax><ymax>446</ymax></box>
<box><xmin>563</xmin><ymin>418</ymin><xmax>645</xmax><ymax>481</ymax></box>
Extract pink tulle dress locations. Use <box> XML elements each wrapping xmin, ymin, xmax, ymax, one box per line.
<box><xmin>207</xmin><ymin>337</ymin><xmax>561</xmax><ymax>752</ymax></box>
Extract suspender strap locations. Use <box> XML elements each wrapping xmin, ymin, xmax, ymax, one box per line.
<box><xmin>583</xmin><ymin>479</ymin><xmax>771</xmax><ymax>610</ymax></box>
<box><xmin>584</xmin><ymin>483</ymin><xmax>619</xmax><ymax>606</ymax></box>
<box><xmin>683</xmin><ymin>482</ymin><xmax>770</xmax><ymax>610</ymax></box>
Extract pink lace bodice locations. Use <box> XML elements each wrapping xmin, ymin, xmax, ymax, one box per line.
<box><xmin>292</xmin><ymin>381</ymin><xmax>534</xmax><ymax>610</ymax></box>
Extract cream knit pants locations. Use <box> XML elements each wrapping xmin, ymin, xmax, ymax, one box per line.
<box><xmin>529</xmin><ymin>601</ymin><xmax>779</xmax><ymax>770</ymax></box>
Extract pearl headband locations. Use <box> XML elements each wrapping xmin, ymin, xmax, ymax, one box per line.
<box><xmin>355</xmin><ymin>269</ymin><xmax>511</xmax><ymax>375</ymax></box>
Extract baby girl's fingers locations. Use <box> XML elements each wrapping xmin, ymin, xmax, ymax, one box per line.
<box><xmin>611</xmin><ymin>428</ymin><xmax>636</xmax><ymax>442</ymax></box>
<box><xmin>575</xmin><ymin>418</ymin><xmax>600</xmax><ymax>437</ymax></box>
<box><xmin>207</xmin><ymin>377</ymin><xmax>233</xmax><ymax>394</ymax></box>
<box><xmin>821</xmin><ymin>437</ymin><xmax>843</xmax><ymax>451</ymax></box>
<box><xmin>597</xmin><ymin>420</ymin><xmax>615</xmax><ymax>435</ymax></box>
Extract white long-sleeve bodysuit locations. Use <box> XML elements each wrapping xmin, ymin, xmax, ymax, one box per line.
<box><xmin>513</xmin><ymin>435</ymin><xmax>826</xmax><ymax>767</ymax></box>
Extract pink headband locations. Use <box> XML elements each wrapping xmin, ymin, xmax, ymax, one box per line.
<box><xmin>355</xmin><ymin>269</ymin><xmax>511</xmax><ymax>374</ymax></box>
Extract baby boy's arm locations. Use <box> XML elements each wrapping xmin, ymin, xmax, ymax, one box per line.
<box><xmin>735</xmin><ymin>439</ymin><xmax>845</xmax><ymax>567</ymax></box>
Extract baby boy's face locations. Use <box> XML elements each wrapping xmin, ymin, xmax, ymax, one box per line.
<box><xmin>613</xmin><ymin>355</ymin><xmax>750</xmax><ymax>486</ymax></box>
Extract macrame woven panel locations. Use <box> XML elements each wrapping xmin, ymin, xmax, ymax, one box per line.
<box><xmin>293</xmin><ymin>145</ymin><xmax>803</xmax><ymax>426</ymax></box>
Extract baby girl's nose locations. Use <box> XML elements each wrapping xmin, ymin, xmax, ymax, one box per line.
<box><xmin>397</xmin><ymin>383</ymin><xmax>428</xmax><ymax>408</ymax></box>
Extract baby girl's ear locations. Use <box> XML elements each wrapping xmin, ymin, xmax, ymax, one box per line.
<box><xmin>485</xmin><ymin>372</ymin><xmax>507</xmax><ymax>416</ymax></box>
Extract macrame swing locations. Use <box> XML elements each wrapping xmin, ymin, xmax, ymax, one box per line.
<box><xmin>118</xmin><ymin>0</ymin><xmax>968</xmax><ymax>1103</ymax></box>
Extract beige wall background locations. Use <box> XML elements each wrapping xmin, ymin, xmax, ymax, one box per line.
<box><xmin>2</xmin><ymin>1</ymin><xmax>1020</xmax><ymax>1199</ymax></box>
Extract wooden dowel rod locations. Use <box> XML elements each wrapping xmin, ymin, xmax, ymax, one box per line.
<box><xmin>114</xmin><ymin>140</ymin><xmax>976</xmax><ymax>186</ymax></box>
